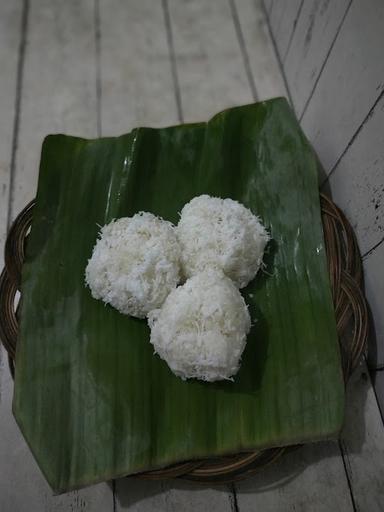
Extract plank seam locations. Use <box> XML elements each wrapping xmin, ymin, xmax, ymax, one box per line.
<box><xmin>338</xmin><ymin>439</ymin><xmax>358</xmax><ymax>512</ymax></box>
<box><xmin>282</xmin><ymin>0</ymin><xmax>304</xmax><ymax>63</ymax></box>
<box><xmin>7</xmin><ymin>0</ymin><xmax>30</xmax><ymax>231</ymax></box>
<box><xmin>94</xmin><ymin>0</ymin><xmax>102</xmax><ymax>137</ymax></box>
<box><xmin>230</xmin><ymin>483</ymin><xmax>240</xmax><ymax>512</ymax></box>
<box><xmin>261</xmin><ymin>0</ymin><xmax>293</xmax><ymax>107</ymax></box>
<box><xmin>362</xmin><ymin>236</ymin><xmax>384</xmax><ymax>260</ymax></box>
<box><xmin>321</xmin><ymin>88</ymin><xmax>384</xmax><ymax>187</ymax></box>
<box><xmin>112</xmin><ymin>479</ymin><xmax>116</xmax><ymax>512</ymax></box>
<box><xmin>368</xmin><ymin>367</ymin><xmax>384</xmax><ymax>428</ymax></box>
<box><xmin>162</xmin><ymin>0</ymin><xmax>183</xmax><ymax>123</ymax></box>
<box><xmin>299</xmin><ymin>0</ymin><xmax>353</xmax><ymax>122</ymax></box>
<box><xmin>230</xmin><ymin>0</ymin><xmax>258</xmax><ymax>102</ymax></box>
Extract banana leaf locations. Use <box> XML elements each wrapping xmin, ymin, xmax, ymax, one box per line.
<box><xmin>13</xmin><ymin>98</ymin><xmax>344</xmax><ymax>493</ymax></box>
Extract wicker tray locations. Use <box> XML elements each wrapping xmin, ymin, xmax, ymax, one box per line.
<box><xmin>0</xmin><ymin>194</ymin><xmax>368</xmax><ymax>484</ymax></box>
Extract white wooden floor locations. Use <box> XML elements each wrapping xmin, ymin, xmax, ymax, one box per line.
<box><xmin>0</xmin><ymin>1</ymin><xmax>384</xmax><ymax>510</ymax></box>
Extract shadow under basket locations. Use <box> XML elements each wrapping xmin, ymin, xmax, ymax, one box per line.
<box><xmin>0</xmin><ymin>194</ymin><xmax>369</xmax><ymax>484</ymax></box>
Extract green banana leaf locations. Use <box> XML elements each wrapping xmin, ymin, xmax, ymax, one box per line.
<box><xmin>13</xmin><ymin>98</ymin><xmax>344</xmax><ymax>493</ymax></box>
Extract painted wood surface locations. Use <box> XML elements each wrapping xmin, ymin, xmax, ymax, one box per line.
<box><xmin>168</xmin><ymin>0</ymin><xmax>253</xmax><ymax>122</ymax></box>
<box><xmin>9</xmin><ymin>0</ymin><xmax>98</xmax><ymax>222</ymax></box>
<box><xmin>236</xmin><ymin>442</ymin><xmax>353</xmax><ymax>511</ymax></box>
<box><xmin>0</xmin><ymin>0</ymin><xmax>21</xmax><ymax>266</ymax></box>
<box><xmin>115</xmin><ymin>479</ymin><xmax>234</xmax><ymax>512</ymax></box>
<box><xmin>326</xmin><ymin>93</ymin><xmax>384</xmax><ymax>370</ymax></box>
<box><xmin>100</xmin><ymin>2</ymin><xmax>234</xmax><ymax>507</ymax></box>
<box><xmin>364</xmin><ymin>243</ymin><xmax>384</xmax><ymax>369</ymax></box>
<box><xmin>284</xmin><ymin>0</ymin><xmax>351</xmax><ymax>117</ymax></box>
<box><xmin>236</xmin><ymin>362</ymin><xmax>384</xmax><ymax>512</ymax></box>
<box><xmin>1</xmin><ymin>0</ymin><xmax>384</xmax><ymax>509</ymax></box>
<box><xmin>235</xmin><ymin>0</ymin><xmax>288</xmax><ymax>101</ymax></box>
<box><xmin>0</xmin><ymin>2</ymin><xmax>23</xmax><ymax>509</ymax></box>
<box><xmin>269</xmin><ymin>0</ymin><xmax>302</xmax><ymax>62</ymax></box>
<box><xmin>327</xmin><ymin>94</ymin><xmax>384</xmax><ymax>257</ymax></box>
<box><xmin>99</xmin><ymin>0</ymin><xmax>178</xmax><ymax>135</ymax></box>
<box><xmin>264</xmin><ymin>0</ymin><xmax>273</xmax><ymax>15</ymax></box>
<box><xmin>267</xmin><ymin>0</ymin><xmax>384</xmax><ymax>422</ymax></box>
<box><xmin>340</xmin><ymin>362</ymin><xmax>384</xmax><ymax>511</ymax></box>
<box><xmin>0</xmin><ymin>1</ymin><xmax>112</xmax><ymax>510</ymax></box>
<box><xmin>371</xmin><ymin>369</ymin><xmax>384</xmax><ymax>420</ymax></box>
<box><xmin>300</xmin><ymin>0</ymin><xmax>384</xmax><ymax>173</ymax></box>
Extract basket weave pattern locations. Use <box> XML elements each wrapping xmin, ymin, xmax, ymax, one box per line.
<box><xmin>0</xmin><ymin>194</ymin><xmax>368</xmax><ymax>483</ymax></box>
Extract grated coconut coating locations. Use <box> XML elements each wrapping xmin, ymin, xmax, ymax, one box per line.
<box><xmin>148</xmin><ymin>269</ymin><xmax>251</xmax><ymax>382</ymax></box>
<box><xmin>85</xmin><ymin>213</ymin><xmax>181</xmax><ymax>318</ymax></box>
<box><xmin>176</xmin><ymin>195</ymin><xmax>270</xmax><ymax>288</ymax></box>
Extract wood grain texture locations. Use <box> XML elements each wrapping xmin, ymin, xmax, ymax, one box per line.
<box><xmin>327</xmin><ymin>95</ymin><xmax>384</xmax><ymax>256</ymax></box>
<box><xmin>0</xmin><ymin>0</ymin><xmax>21</xmax><ymax>267</ymax></box>
<box><xmin>85</xmin><ymin>1</ymin><xmax>232</xmax><ymax>507</ymax></box>
<box><xmin>0</xmin><ymin>2</ymin><xmax>23</xmax><ymax>508</ymax></box>
<box><xmin>269</xmin><ymin>0</ymin><xmax>302</xmax><ymax>61</ymax></box>
<box><xmin>1</xmin><ymin>0</ymin><xmax>383</xmax><ymax>508</ymax></box>
<box><xmin>168</xmin><ymin>0</ymin><xmax>253</xmax><ymax>123</ymax></box>
<box><xmin>235</xmin><ymin>0</ymin><xmax>289</xmax><ymax>101</ymax></box>
<box><xmin>284</xmin><ymin>0</ymin><xmax>350</xmax><ymax>117</ymax></box>
<box><xmin>267</xmin><ymin>0</ymin><xmax>384</xmax><ymax>445</ymax></box>
<box><xmin>105</xmin><ymin>3</ymin><xmax>259</xmax><ymax>507</ymax></box>
<box><xmin>364</xmin><ymin>243</ymin><xmax>384</xmax><ymax>369</ymax></box>
<box><xmin>236</xmin><ymin>363</ymin><xmax>384</xmax><ymax>512</ymax></box>
<box><xmin>0</xmin><ymin>362</ymin><xmax>112</xmax><ymax>511</ymax></box>
<box><xmin>0</xmin><ymin>1</ymin><xmax>113</xmax><ymax>509</ymax></box>
<box><xmin>300</xmin><ymin>0</ymin><xmax>384</xmax><ymax>173</ymax></box>
<box><xmin>236</xmin><ymin>442</ymin><xmax>353</xmax><ymax>511</ymax></box>
<box><xmin>264</xmin><ymin>0</ymin><xmax>273</xmax><ymax>15</ymax></box>
<box><xmin>252</xmin><ymin>3</ymin><xmax>384</xmax><ymax>511</ymax></box>
<box><xmin>99</xmin><ymin>0</ymin><xmax>178</xmax><ymax>135</ymax></box>
<box><xmin>340</xmin><ymin>363</ymin><xmax>384</xmax><ymax>511</ymax></box>
<box><xmin>115</xmin><ymin>479</ymin><xmax>233</xmax><ymax>512</ymax></box>
<box><xmin>371</xmin><ymin>369</ymin><xmax>384</xmax><ymax>423</ymax></box>
<box><xmin>10</xmin><ymin>0</ymin><xmax>98</xmax><ymax>222</ymax></box>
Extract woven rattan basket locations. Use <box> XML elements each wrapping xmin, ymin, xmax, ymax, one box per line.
<box><xmin>0</xmin><ymin>194</ymin><xmax>368</xmax><ymax>484</ymax></box>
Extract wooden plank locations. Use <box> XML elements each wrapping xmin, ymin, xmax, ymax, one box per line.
<box><xmin>115</xmin><ymin>478</ymin><xmax>234</xmax><ymax>512</ymax></box>
<box><xmin>102</xmin><ymin>1</ymin><xmax>236</xmax><ymax>509</ymax></box>
<box><xmin>0</xmin><ymin>0</ymin><xmax>21</xmax><ymax>267</ymax></box>
<box><xmin>168</xmin><ymin>0</ymin><xmax>253</xmax><ymax>123</ymax></box>
<box><xmin>113</xmin><ymin>1</ymin><xmax>354</xmax><ymax>510</ymax></box>
<box><xmin>269</xmin><ymin>0</ymin><xmax>302</xmax><ymax>61</ymax></box>
<box><xmin>236</xmin><ymin>441</ymin><xmax>353</xmax><ymax>511</ymax></box>
<box><xmin>0</xmin><ymin>0</ymin><xmax>21</xmax><ymax>476</ymax></box>
<box><xmin>236</xmin><ymin>363</ymin><xmax>384</xmax><ymax>512</ymax></box>
<box><xmin>99</xmin><ymin>0</ymin><xmax>178</xmax><ymax>135</ymax></box>
<box><xmin>371</xmin><ymin>369</ymin><xmax>384</xmax><ymax>422</ymax></box>
<box><xmin>0</xmin><ymin>1</ymin><xmax>113</xmax><ymax>509</ymax></box>
<box><xmin>300</xmin><ymin>0</ymin><xmax>384</xmax><ymax>173</ymax></box>
<box><xmin>340</xmin><ymin>363</ymin><xmax>384</xmax><ymax>511</ymax></box>
<box><xmin>364</xmin><ymin>242</ymin><xmax>384</xmax><ymax>369</ymax></box>
<box><xmin>235</xmin><ymin>0</ymin><xmax>289</xmax><ymax>101</ymax></box>
<box><xmin>1</xmin><ymin>2</ymin><xmax>382</xmax><ymax>511</ymax></box>
<box><xmin>9</xmin><ymin>0</ymin><xmax>98</xmax><ymax>222</ymax></box>
<box><xmin>168</xmin><ymin>2</ymin><xmax>351</xmax><ymax>510</ymax></box>
<box><xmin>284</xmin><ymin>0</ymin><xmax>350</xmax><ymax>117</ymax></box>
<box><xmin>106</xmin><ymin>1</ymin><xmax>273</xmax><ymax>509</ymax></box>
<box><xmin>0</xmin><ymin>357</ymin><xmax>113</xmax><ymax>511</ymax></box>
<box><xmin>264</xmin><ymin>0</ymin><xmax>273</xmax><ymax>15</ymax></box>
<box><xmin>327</xmin><ymin>94</ymin><xmax>384</xmax><ymax>256</ymax></box>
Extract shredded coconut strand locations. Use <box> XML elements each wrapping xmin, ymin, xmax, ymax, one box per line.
<box><xmin>85</xmin><ymin>213</ymin><xmax>181</xmax><ymax>318</ymax></box>
<box><xmin>176</xmin><ymin>195</ymin><xmax>270</xmax><ymax>288</ymax></box>
<box><xmin>148</xmin><ymin>269</ymin><xmax>251</xmax><ymax>382</ymax></box>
